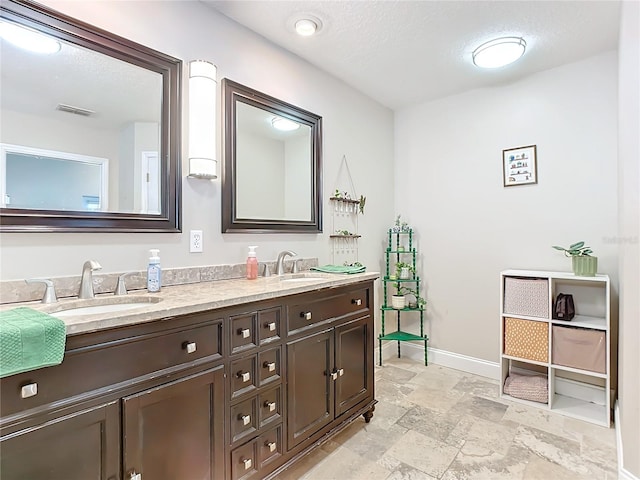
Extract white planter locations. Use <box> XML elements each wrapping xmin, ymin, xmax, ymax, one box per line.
<box><xmin>391</xmin><ymin>295</ymin><xmax>406</xmax><ymax>309</ymax></box>
<box><xmin>399</xmin><ymin>267</ymin><xmax>411</xmax><ymax>279</ymax></box>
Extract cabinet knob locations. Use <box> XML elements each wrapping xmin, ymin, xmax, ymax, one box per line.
<box><xmin>264</xmin><ymin>400</ymin><xmax>276</xmax><ymax>412</ymax></box>
<box><xmin>182</xmin><ymin>341</ymin><xmax>197</xmax><ymax>354</ymax></box>
<box><xmin>300</xmin><ymin>311</ymin><xmax>312</xmax><ymax>320</ymax></box>
<box><xmin>352</xmin><ymin>298</ymin><xmax>362</xmax><ymax>306</ymax></box>
<box><xmin>238</xmin><ymin>371</ymin><xmax>251</xmax><ymax>382</ymax></box>
<box><xmin>338</xmin><ymin>368</ymin><xmax>344</xmax><ymax>376</ymax></box>
<box><xmin>20</xmin><ymin>383</ymin><xmax>38</xmax><ymax>399</ymax></box>
<box><xmin>128</xmin><ymin>472</ymin><xmax>142</xmax><ymax>480</ymax></box>
<box><xmin>240</xmin><ymin>414</ymin><xmax>251</xmax><ymax>426</ymax></box>
<box><xmin>330</xmin><ymin>372</ymin><xmax>338</xmax><ymax>380</ymax></box>
<box><xmin>266</xmin><ymin>321</ymin><xmax>277</xmax><ymax>332</ymax></box>
<box><xmin>242</xmin><ymin>458</ymin><xmax>252</xmax><ymax>470</ymax></box>
<box><xmin>264</xmin><ymin>361</ymin><xmax>276</xmax><ymax>372</ymax></box>
<box><xmin>239</xmin><ymin>328</ymin><xmax>251</xmax><ymax>339</ymax></box>
<box><xmin>266</xmin><ymin>441</ymin><xmax>277</xmax><ymax>453</ymax></box>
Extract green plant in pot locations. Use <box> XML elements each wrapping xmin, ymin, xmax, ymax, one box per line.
<box><xmin>399</xmin><ymin>286</ymin><xmax>426</xmax><ymax>309</ymax></box>
<box><xmin>552</xmin><ymin>241</ymin><xmax>598</xmax><ymax>276</ymax></box>
<box><xmin>391</xmin><ymin>282</ymin><xmax>406</xmax><ymax>309</ymax></box>
<box><xmin>395</xmin><ymin>262</ymin><xmax>415</xmax><ymax>280</ymax></box>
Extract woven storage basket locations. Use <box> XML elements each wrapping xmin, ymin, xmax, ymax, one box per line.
<box><xmin>503</xmin><ymin>277</ymin><xmax>549</xmax><ymax>318</ymax></box>
<box><xmin>504</xmin><ymin>317</ymin><xmax>549</xmax><ymax>362</ymax></box>
<box><xmin>552</xmin><ymin>326</ymin><xmax>606</xmax><ymax>373</ymax></box>
<box><xmin>503</xmin><ymin>372</ymin><xmax>548</xmax><ymax>404</ymax></box>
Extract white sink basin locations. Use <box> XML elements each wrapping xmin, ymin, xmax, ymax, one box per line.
<box><xmin>277</xmin><ymin>273</ymin><xmax>331</xmax><ymax>283</ymax></box>
<box><xmin>46</xmin><ymin>296</ymin><xmax>161</xmax><ymax>318</ymax></box>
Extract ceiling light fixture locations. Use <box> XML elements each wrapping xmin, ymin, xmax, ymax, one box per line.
<box><xmin>272</xmin><ymin>117</ymin><xmax>300</xmax><ymax>132</ymax></box>
<box><xmin>295</xmin><ymin>18</ymin><xmax>318</xmax><ymax>36</ymax></box>
<box><xmin>472</xmin><ymin>37</ymin><xmax>526</xmax><ymax>68</ymax></box>
<box><xmin>0</xmin><ymin>21</ymin><xmax>61</xmax><ymax>54</ymax></box>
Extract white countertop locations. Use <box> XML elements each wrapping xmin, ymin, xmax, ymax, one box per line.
<box><xmin>6</xmin><ymin>272</ymin><xmax>379</xmax><ymax>336</ymax></box>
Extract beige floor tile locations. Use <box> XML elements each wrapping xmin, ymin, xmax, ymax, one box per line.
<box><xmin>384</xmin><ymin>429</ymin><xmax>459</xmax><ymax>478</ymax></box>
<box><xmin>448</xmin><ymin>393</ymin><xmax>510</xmax><ymax>422</ymax></box>
<box><xmin>385</xmin><ymin>462</ymin><xmax>438</xmax><ymax>480</ymax></box>
<box><xmin>523</xmin><ymin>456</ymin><xmax>596</xmax><ymax>480</ymax></box>
<box><xmin>407</xmin><ymin>365</ymin><xmax>466</xmax><ymax>391</ymax></box>
<box><xmin>297</xmin><ymin>445</ymin><xmax>391</xmax><ymax>480</ymax></box>
<box><xmin>396</xmin><ymin>404</ymin><xmax>463</xmax><ymax>443</ymax></box>
<box><xmin>502</xmin><ymin>402</ymin><xmax>581</xmax><ymax>442</ymax></box>
<box><xmin>564</xmin><ymin>416</ymin><xmax>617</xmax><ymax>446</ymax></box>
<box><xmin>441</xmin><ymin>442</ymin><xmax>530</xmax><ymax>480</ymax></box>
<box><xmin>405</xmin><ymin>383</ymin><xmax>466</xmax><ymax>413</ymax></box>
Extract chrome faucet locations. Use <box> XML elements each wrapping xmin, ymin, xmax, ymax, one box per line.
<box><xmin>275</xmin><ymin>250</ymin><xmax>296</xmax><ymax>275</ymax></box>
<box><xmin>79</xmin><ymin>260</ymin><xmax>102</xmax><ymax>299</ymax></box>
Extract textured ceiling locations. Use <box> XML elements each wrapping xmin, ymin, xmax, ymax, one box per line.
<box><xmin>204</xmin><ymin>0</ymin><xmax>621</xmax><ymax>110</ymax></box>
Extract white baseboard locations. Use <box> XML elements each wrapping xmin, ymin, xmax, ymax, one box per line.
<box><xmin>616</xmin><ymin>401</ymin><xmax>640</xmax><ymax>480</ymax></box>
<box><xmin>377</xmin><ymin>341</ymin><xmax>500</xmax><ymax>379</ymax></box>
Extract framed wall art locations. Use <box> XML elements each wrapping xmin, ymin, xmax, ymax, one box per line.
<box><xmin>502</xmin><ymin>145</ymin><xmax>537</xmax><ymax>187</ymax></box>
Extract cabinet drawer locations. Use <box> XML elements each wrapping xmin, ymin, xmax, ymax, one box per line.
<box><xmin>329</xmin><ymin>288</ymin><xmax>370</xmax><ymax>318</ymax></box>
<box><xmin>258</xmin><ymin>347</ymin><xmax>281</xmax><ymax>387</ymax></box>
<box><xmin>230</xmin><ymin>438</ymin><xmax>258</xmax><ymax>480</ymax></box>
<box><xmin>258</xmin><ymin>424</ymin><xmax>282</xmax><ymax>469</ymax></box>
<box><xmin>258</xmin><ymin>308</ymin><xmax>281</xmax><ymax>345</ymax></box>
<box><xmin>258</xmin><ymin>386</ymin><xmax>282</xmax><ymax>428</ymax></box>
<box><xmin>230</xmin><ymin>313</ymin><xmax>258</xmax><ymax>355</ymax></box>
<box><xmin>0</xmin><ymin>320</ymin><xmax>222</xmax><ymax>417</ymax></box>
<box><xmin>287</xmin><ymin>297</ymin><xmax>328</xmax><ymax>333</ymax></box>
<box><xmin>230</xmin><ymin>397</ymin><xmax>258</xmax><ymax>444</ymax></box>
<box><xmin>230</xmin><ymin>356</ymin><xmax>258</xmax><ymax>400</ymax></box>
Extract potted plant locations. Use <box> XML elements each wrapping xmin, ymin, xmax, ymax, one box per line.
<box><xmin>552</xmin><ymin>241</ymin><xmax>597</xmax><ymax>277</ymax></box>
<box><xmin>395</xmin><ymin>261</ymin><xmax>414</xmax><ymax>279</ymax></box>
<box><xmin>398</xmin><ymin>286</ymin><xmax>426</xmax><ymax>309</ymax></box>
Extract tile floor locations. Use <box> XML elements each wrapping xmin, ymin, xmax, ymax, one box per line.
<box><xmin>275</xmin><ymin>357</ymin><xmax>618</xmax><ymax>480</ymax></box>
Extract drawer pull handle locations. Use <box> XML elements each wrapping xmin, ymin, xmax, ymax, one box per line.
<box><xmin>264</xmin><ymin>361</ymin><xmax>276</xmax><ymax>372</ymax></box>
<box><xmin>238</xmin><ymin>371</ymin><xmax>251</xmax><ymax>382</ymax></box>
<box><xmin>242</xmin><ymin>458</ymin><xmax>252</xmax><ymax>470</ymax></box>
<box><xmin>20</xmin><ymin>383</ymin><xmax>38</xmax><ymax>399</ymax></box>
<box><xmin>240</xmin><ymin>414</ymin><xmax>251</xmax><ymax>426</ymax></box>
<box><xmin>129</xmin><ymin>472</ymin><xmax>142</xmax><ymax>480</ymax></box>
<box><xmin>265</xmin><ymin>401</ymin><xmax>276</xmax><ymax>412</ymax></box>
<box><xmin>182</xmin><ymin>341</ymin><xmax>197</xmax><ymax>354</ymax></box>
<box><xmin>266</xmin><ymin>322</ymin><xmax>276</xmax><ymax>332</ymax></box>
<box><xmin>300</xmin><ymin>311</ymin><xmax>312</xmax><ymax>320</ymax></box>
<box><xmin>239</xmin><ymin>328</ymin><xmax>251</xmax><ymax>339</ymax></box>
<box><xmin>266</xmin><ymin>441</ymin><xmax>277</xmax><ymax>453</ymax></box>
<box><xmin>330</xmin><ymin>372</ymin><xmax>338</xmax><ymax>380</ymax></box>
<box><xmin>338</xmin><ymin>368</ymin><xmax>344</xmax><ymax>376</ymax></box>
<box><xmin>352</xmin><ymin>298</ymin><xmax>362</xmax><ymax>306</ymax></box>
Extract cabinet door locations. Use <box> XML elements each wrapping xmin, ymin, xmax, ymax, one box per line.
<box><xmin>286</xmin><ymin>329</ymin><xmax>334</xmax><ymax>450</ymax></box>
<box><xmin>123</xmin><ymin>366</ymin><xmax>225</xmax><ymax>480</ymax></box>
<box><xmin>0</xmin><ymin>401</ymin><xmax>119</xmax><ymax>480</ymax></box>
<box><xmin>335</xmin><ymin>316</ymin><xmax>373</xmax><ymax>416</ymax></box>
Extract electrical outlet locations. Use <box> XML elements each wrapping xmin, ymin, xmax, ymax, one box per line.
<box><xmin>190</xmin><ymin>230</ymin><xmax>203</xmax><ymax>253</ymax></box>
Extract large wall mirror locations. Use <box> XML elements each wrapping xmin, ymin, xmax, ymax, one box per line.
<box><xmin>222</xmin><ymin>79</ymin><xmax>322</xmax><ymax>233</ymax></box>
<box><xmin>0</xmin><ymin>0</ymin><xmax>181</xmax><ymax>232</ymax></box>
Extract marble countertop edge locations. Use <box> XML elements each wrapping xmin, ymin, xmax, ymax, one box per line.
<box><xmin>2</xmin><ymin>272</ymin><xmax>380</xmax><ymax>336</ymax></box>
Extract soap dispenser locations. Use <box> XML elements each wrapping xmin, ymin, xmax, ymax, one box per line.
<box><xmin>246</xmin><ymin>246</ymin><xmax>258</xmax><ymax>280</ymax></box>
<box><xmin>147</xmin><ymin>249</ymin><xmax>162</xmax><ymax>292</ymax></box>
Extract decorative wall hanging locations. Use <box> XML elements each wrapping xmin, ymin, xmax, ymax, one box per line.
<box><xmin>503</xmin><ymin>145</ymin><xmax>537</xmax><ymax>187</ymax></box>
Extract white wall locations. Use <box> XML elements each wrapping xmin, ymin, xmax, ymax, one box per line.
<box><xmin>0</xmin><ymin>0</ymin><xmax>394</xmax><ymax>282</ymax></box>
<box><xmin>617</xmin><ymin>1</ymin><xmax>640</xmax><ymax>476</ymax></box>
<box><xmin>395</xmin><ymin>52</ymin><xmax>619</xmax><ymax>363</ymax></box>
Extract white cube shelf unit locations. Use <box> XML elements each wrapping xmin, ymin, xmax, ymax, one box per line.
<box><xmin>499</xmin><ymin>269</ymin><xmax>611</xmax><ymax>427</ymax></box>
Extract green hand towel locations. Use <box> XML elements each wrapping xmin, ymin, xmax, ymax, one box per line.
<box><xmin>311</xmin><ymin>264</ymin><xmax>366</xmax><ymax>274</ymax></box>
<box><xmin>0</xmin><ymin>307</ymin><xmax>66</xmax><ymax>378</ymax></box>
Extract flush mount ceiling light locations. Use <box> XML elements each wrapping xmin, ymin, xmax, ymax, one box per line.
<box><xmin>292</xmin><ymin>15</ymin><xmax>323</xmax><ymax>37</ymax></box>
<box><xmin>472</xmin><ymin>37</ymin><xmax>526</xmax><ymax>68</ymax></box>
<box><xmin>0</xmin><ymin>21</ymin><xmax>61</xmax><ymax>54</ymax></box>
<box><xmin>272</xmin><ymin>116</ymin><xmax>300</xmax><ymax>131</ymax></box>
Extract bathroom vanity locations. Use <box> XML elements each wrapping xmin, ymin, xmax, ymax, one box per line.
<box><xmin>0</xmin><ymin>273</ymin><xmax>377</xmax><ymax>480</ymax></box>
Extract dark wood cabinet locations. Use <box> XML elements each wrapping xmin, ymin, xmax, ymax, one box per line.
<box><xmin>0</xmin><ymin>279</ymin><xmax>375</xmax><ymax>480</ymax></box>
<box><xmin>286</xmin><ymin>328</ymin><xmax>334</xmax><ymax>449</ymax></box>
<box><xmin>0</xmin><ymin>401</ymin><xmax>120</xmax><ymax>480</ymax></box>
<box><xmin>123</xmin><ymin>366</ymin><xmax>225</xmax><ymax>480</ymax></box>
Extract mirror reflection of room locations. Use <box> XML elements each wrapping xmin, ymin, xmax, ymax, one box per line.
<box><xmin>0</xmin><ymin>19</ymin><xmax>162</xmax><ymax>214</ymax></box>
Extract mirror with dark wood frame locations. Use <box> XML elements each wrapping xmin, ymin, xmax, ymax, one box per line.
<box><xmin>222</xmin><ymin>78</ymin><xmax>322</xmax><ymax>233</ymax></box>
<box><xmin>0</xmin><ymin>0</ymin><xmax>181</xmax><ymax>232</ymax></box>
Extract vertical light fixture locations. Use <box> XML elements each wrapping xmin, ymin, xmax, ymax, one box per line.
<box><xmin>188</xmin><ymin>60</ymin><xmax>218</xmax><ymax>179</ymax></box>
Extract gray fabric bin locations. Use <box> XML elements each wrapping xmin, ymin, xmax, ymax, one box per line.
<box><xmin>503</xmin><ymin>277</ymin><xmax>549</xmax><ymax>318</ymax></box>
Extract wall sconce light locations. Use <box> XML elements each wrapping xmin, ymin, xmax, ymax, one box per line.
<box><xmin>188</xmin><ymin>60</ymin><xmax>217</xmax><ymax>179</ymax></box>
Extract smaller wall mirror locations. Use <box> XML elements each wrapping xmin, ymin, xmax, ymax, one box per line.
<box><xmin>222</xmin><ymin>79</ymin><xmax>322</xmax><ymax>233</ymax></box>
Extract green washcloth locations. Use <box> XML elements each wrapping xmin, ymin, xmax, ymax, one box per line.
<box><xmin>0</xmin><ymin>307</ymin><xmax>66</xmax><ymax>378</ymax></box>
<box><xmin>311</xmin><ymin>264</ymin><xmax>366</xmax><ymax>274</ymax></box>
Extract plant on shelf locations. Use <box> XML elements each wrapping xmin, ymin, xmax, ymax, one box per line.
<box><xmin>358</xmin><ymin>195</ymin><xmax>366</xmax><ymax>214</ymax></box>
<box><xmin>391</xmin><ymin>214</ymin><xmax>410</xmax><ymax>233</ymax></box>
<box><xmin>395</xmin><ymin>261</ymin><xmax>414</xmax><ymax>279</ymax></box>
<box><xmin>335</xmin><ymin>229</ymin><xmax>354</xmax><ymax>236</ymax></box>
<box><xmin>394</xmin><ymin>285</ymin><xmax>426</xmax><ymax>309</ymax></box>
<box><xmin>552</xmin><ymin>241</ymin><xmax>598</xmax><ymax>277</ymax></box>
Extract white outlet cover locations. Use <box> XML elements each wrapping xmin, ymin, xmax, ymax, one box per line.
<box><xmin>190</xmin><ymin>230</ymin><xmax>203</xmax><ymax>252</ymax></box>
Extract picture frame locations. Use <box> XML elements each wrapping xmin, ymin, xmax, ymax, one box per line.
<box><xmin>502</xmin><ymin>145</ymin><xmax>537</xmax><ymax>187</ymax></box>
